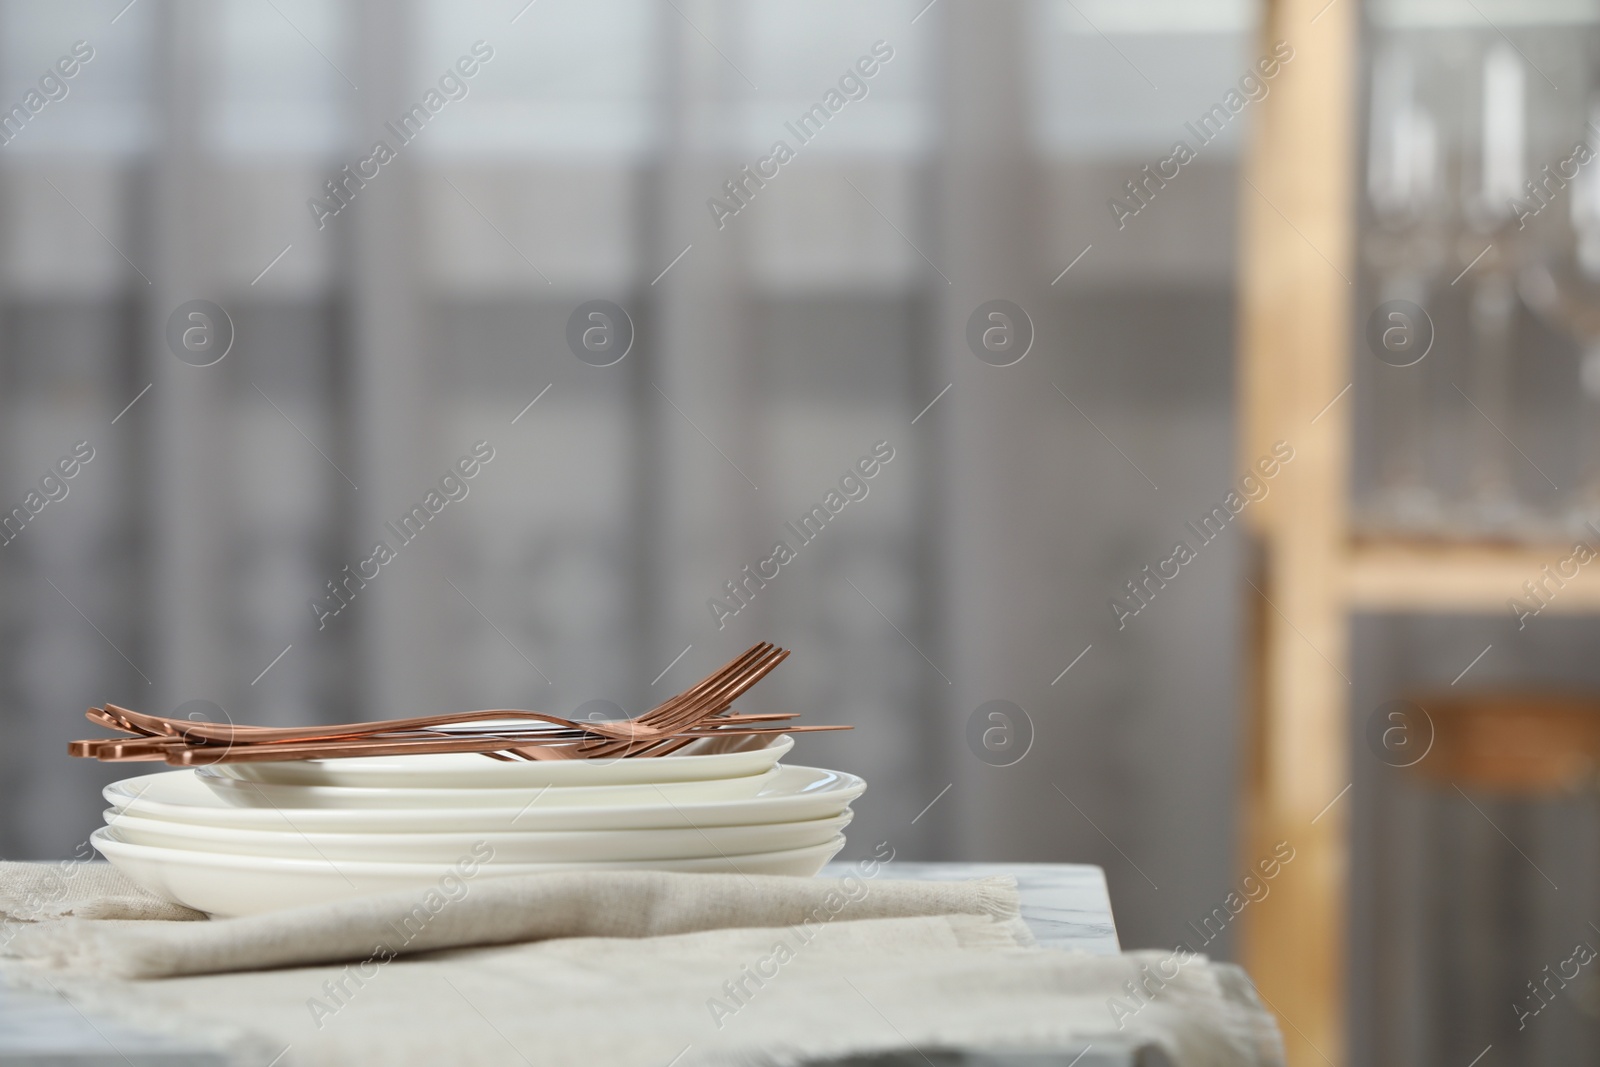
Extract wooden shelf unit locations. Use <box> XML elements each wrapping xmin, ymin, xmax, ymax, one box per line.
<box><xmin>1235</xmin><ymin>3</ymin><xmax>1600</xmax><ymax>1063</ymax></box>
<box><xmin>1345</xmin><ymin>538</ymin><xmax>1600</xmax><ymax>613</ymax></box>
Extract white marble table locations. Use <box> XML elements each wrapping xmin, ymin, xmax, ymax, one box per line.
<box><xmin>826</xmin><ymin>861</ymin><xmax>1121</xmax><ymax>955</ymax></box>
<box><xmin>0</xmin><ymin>862</ymin><xmax>1130</xmax><ymax>1066</ymax></box>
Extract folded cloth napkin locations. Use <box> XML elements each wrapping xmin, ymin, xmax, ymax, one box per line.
<box><xmin>3</xmin><ymin>864</ymin><xmax>1020</xmax><ymax>979</ymax></box>
<box><xmin>0</xmin><ymin>863</ymin><xmax>1286</xmax><ymax>1067</ymax></box>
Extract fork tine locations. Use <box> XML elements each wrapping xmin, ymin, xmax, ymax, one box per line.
<box><xmin>501</xmin><ymin>645</ymin><xmax>777</xmax><ymax>760</ymax></box>
<box><xmin>622</xmin><ymin>647</ymin><xmax>782</xmax><ymax>734</ymax></box>
<box><xmin>657</xmin><ymin>646</ymin><xmax>788</xmax><ymax>727</ymax></box>
<box><xmin>577</xmin><ymin>645</ymin><xmax>789</xmax><ymax>757</ymax></box>
<box><xmin>587</xmin><ymin>643</ymin><xmax>775</xmax><ymax>742</ymax></box>
<box><xmin>630</xmin><ymin>643</ymin><xmax>771</xmax><ymax>726</ymax></box>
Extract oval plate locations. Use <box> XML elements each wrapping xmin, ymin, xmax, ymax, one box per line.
<box><xmin>105</xmin><ymin>765</ymin><xmax>866</xmax><ymax>833</ymax></box>
<box><xmin>91</xmin><ymin>827</ymin><xmax>846</xmax><ymax>917</ymax></box>
<box><xmin>103</xmin><ymin>809</ymin><xmax>852</xmax><ymax>863</ymax></box>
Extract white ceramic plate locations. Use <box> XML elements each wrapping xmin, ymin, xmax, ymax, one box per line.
<box><xmin>91</xmin><ymin>827</ymin><xmax>846</xmax><ymax>916</ymax></box>
<box><xmin>193</xmin><ymin>764</ymin><xmax>779</xmax><ymax>809</ymax></box>
<box><xmin>103</xmin><ymin>808</ymin><xmax>853</xmax><ymax>863</ymax></box>
<box><xmin>204</xmin><ymin>733</ymin><xmax>793</xmax><ymax>789</ymax></box>
<box><xmin>105</xmin><ymin>765</ymin><xmax>866</xmax><ymax>833</ymax></box>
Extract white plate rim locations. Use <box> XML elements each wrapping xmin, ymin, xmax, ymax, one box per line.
<box><xmin>191</xmin><ymin>764</ymin><xmax>779</xmax><ymax>807</ymax></box>
<box><xmin>202</xmin><ymin>734</ymin><xmax>794</xmax><ymax>787</ymax></box>
<box><xmin>91</xmin><ymin>825</ymin><xmax>846</xmax><ymax>874</ymax></box>
<box><xmin>102</xmin><ymin>808</ymin><xmax>853</xmax><ymax>857</ymax></box>
<box><xmin>104</xmin><ymin>765</ymin><xmax>866</xmax><ymax>831</ymax></box>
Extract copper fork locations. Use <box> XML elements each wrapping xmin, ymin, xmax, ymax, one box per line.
<box><xmin>69</xmin><ymin>642</ymin><xmax>824</xmax><ymax>764</ymax></box>
<box><xmin>92</xmin><ymin>644</ymin><xmax>783</xmax><ymax>748</ymax></box>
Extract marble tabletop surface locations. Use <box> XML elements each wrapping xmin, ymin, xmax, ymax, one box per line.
<box><xmin>820</xmin><ymin>860</ymin><xmax>1121</xmax><ymax>955</ymax></box>
<box><xmin>0</xmin><ymin>861</ymin><xmax>1131</xmax><ymax>1067</ymax></box>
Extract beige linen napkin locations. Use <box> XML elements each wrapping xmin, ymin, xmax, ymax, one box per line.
<box><xmin>0</xmin><ymin>862</ymin><xmax>1286</xmax><ymax>1066</ymax></box>
<box><xmin>2</xmin><ymin>863</ymin><xmax>1020</xmax><ymax>978</ymax></box>
<box><xmin>5</xmin><ymin>920</ymin><xmax>1285</xmax><ymax>1067</ymax></box>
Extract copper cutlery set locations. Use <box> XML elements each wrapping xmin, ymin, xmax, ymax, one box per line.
<box><xmin>70</xmin><ymin>642</ymin><xmax>846</xmax><ymax>766</ymax></box>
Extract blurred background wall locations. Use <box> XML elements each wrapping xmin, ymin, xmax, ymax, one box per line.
<box><xmin>6</xmin><ymin>1</ymin><xmax>1600</xmax><ymax>1064</ymax></box>
<box><xmin>0</xmin><ymin>0</ymin><xmax>1249</xmax><ymax>960</ymax></box>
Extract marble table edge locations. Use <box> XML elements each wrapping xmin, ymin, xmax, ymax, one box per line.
<box><xmin>821</xmin><ymin>860</ymin><xmax>1120</xmax><ymax>955</ymax></box>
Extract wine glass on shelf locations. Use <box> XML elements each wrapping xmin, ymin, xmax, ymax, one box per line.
<box><xmin>1361</xmin><ymin>43</ymin><xmax>1448</xmax><ymax>536</ymax></box>
<box><xmin>1518</xmin><ymin>98</ymin><xmax>1600</xmax><ymax>535</ymax></box>
<box><xmin>1457</xmin><ymin>43</ymin><xmax>1532</xmax><ymax>537</ymax></box>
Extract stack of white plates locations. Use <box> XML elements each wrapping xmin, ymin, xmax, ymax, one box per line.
<box><xmin>92</xmin><ymin>734</ymin><xmax>865</xmax><ymax>916</ymax></box>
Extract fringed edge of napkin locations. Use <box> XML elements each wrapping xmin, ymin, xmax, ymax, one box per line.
<box><xmin>960</xmin><ymin>875</ymin><xmax>1035</xmax><ymax>949</ymax></box>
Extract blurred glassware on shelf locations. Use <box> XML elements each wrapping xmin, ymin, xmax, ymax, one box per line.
<box><xmin>1518</xmin><ymin>95</ymin><xmax>1600</xmax><ymax>534</ymax></box>
<box><xmin>1357</xmin><ymin>21</ymin><xmax>1600</xmax><ymax>543</ymax></box>
<box><xmin>1364</xmin><ymin>43</ymin><xmax>1447</xmax><ymax>533</ymax></box>
<box><xmin>1460</xmin><ymin>44</ymin><xmax>1527</xmax><ymax>534</ymax></box>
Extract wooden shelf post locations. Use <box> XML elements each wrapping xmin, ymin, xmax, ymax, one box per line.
<box><xmin>1237</xmin><ymin>0</ymin><xmax>1359</xmax><ymax>1064</ymax></box>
